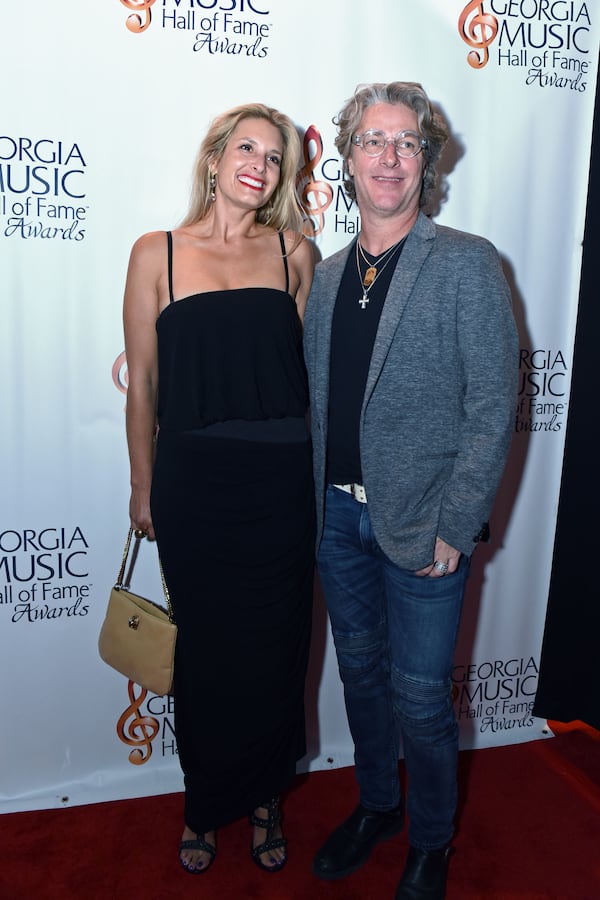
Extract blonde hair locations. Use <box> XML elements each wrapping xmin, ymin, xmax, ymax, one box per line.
<box><xmin>181</xmin><ymin>103</ymin><xmax>304</xmax><ymax>232</ymax></box>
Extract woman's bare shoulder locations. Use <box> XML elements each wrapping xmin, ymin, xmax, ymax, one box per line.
<box><xmin>130</xmin><ymin>229</ymin><xmax>169</xmax><ymax>257</ymax></box>
<box><xmin>282</xmin><ymin>230</ymin><xmax>316</xmax><ymax>264</ymax></box>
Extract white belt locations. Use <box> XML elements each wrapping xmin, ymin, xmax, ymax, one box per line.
<box><xmin>333</xmin><ymin>483</ymin><xmax>367</xmax><ymax>503</ymax></box>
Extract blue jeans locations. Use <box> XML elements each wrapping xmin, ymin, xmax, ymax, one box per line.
<box><xmin>317</xmin><ymin>486</ymin><xmax>468</xmax><ymax>851</ymax></box>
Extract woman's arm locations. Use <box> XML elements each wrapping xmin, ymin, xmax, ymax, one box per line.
<box><xmin>122</xmin><ymin>232</ymin><xmax>165</xmax><ymax>540</ymax></box>
<box><xmin>285</xmin><ymin>232</ymin><xmax>316</xmax><ymax>323</ymax></box>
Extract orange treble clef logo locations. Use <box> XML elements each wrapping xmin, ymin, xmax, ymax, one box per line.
<box><xmin>112</xmin><ymin>350</ymin><xmax>128</xmax><ymax>396</ymax></box>
<box><xmin>297</xmin><ymin>125</ymin><xmax>333</xmax><ymax>238</ymax></box>
<box><xmin>116</xmin><ymin>680</ymin><xmax>160</xmax><ymax>764</ymax></box>
<box><xmin>458</xmin><ymin>1</ymin><xmax>499</xmax><ymax>69</ymax></box>
<box><xmin>119</xmin><ymin>0</ymin><xmax>156</xmax><ymax>34</ymax></box>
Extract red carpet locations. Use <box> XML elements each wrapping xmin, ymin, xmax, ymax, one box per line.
<box><xmin>2</xmin><ymin>723</ymin><xmax>599</xmax><ymax>900</ymax></box>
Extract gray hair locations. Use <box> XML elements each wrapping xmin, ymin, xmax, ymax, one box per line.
<box><xmin>334</xmin><ymin>82</ymin><xmax>449</xmax><ymax>206</ymax></box>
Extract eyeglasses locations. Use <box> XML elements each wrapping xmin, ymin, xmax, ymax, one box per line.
<box><xmin>352</xmin><ymin>129</ymin><xmax>427</xmax><ymax>159</ymax></box>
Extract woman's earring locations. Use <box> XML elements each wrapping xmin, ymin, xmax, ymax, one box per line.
<box><xmin>210</xmin><ymin>172</ymin><xmax>216</xmax><ymax>202</ymax></box>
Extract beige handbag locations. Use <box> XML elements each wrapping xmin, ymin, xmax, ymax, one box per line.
<box><xmin>98</xmin><ymin>528</ymin><xmax>177</xmax><ymax>695</ymax></box>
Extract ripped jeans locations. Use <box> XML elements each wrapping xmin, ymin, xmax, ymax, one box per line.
<box><xmin>317</xmin><ymin>485</ymin><xmax>468</xmax><ymax>851</ymax></box>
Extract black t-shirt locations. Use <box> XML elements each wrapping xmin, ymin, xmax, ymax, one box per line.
<box><xmin>326</xmin><ymin>238</ymin><xmax>406</xmax><ymax>484</ymax></box>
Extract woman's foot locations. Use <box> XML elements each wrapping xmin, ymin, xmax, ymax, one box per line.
<box><xmin>179</xmin><ymin>825</ymin><xmax>216</xmax><ymax>874</ymax></box>
<box><xmin>250</xmin><ymin>798</ymin><xmax>287</xmax><ymax>872</ymax></box>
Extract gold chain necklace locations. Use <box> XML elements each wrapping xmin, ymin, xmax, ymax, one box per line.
<box><xmin>355</xmin><ymin>237</ymin><xmax>405</xmax><ymax>309</ymax></box>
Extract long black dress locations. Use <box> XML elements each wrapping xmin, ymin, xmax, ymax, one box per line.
<box><xmin>150</xmin><ymin>232</ymin><xmax>315</xmax><ymax>834</ymax></box>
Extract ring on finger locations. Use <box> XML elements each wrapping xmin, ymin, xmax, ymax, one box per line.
<box><xmin>433</xmin><ymin>560</ymin><xmax>449</xmax><ymax>574</ymax></box>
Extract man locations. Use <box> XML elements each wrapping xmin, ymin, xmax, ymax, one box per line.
<box><xmin>303</xmin><ymin>82</ymin><xmax>518</xmax><ymax>900</ymax></box>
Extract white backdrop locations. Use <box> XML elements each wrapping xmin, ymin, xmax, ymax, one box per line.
<box><xmin>1</xmin><ymin>0</ymin><xmax>598</xmax><ymax>813</ymax></box>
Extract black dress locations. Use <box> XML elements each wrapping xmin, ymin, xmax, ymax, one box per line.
<box><xmin>150</xmin><ymin>232</ymin><xmax>315</xmax><ymax>834</ymax></box>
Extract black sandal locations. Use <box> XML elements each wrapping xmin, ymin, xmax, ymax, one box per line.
<box><xmin>179</xmin><ymin>832</ymin><xmax>216</xmax><ymax>874</ymax></box>
<box><xmin>249</xmin><ymin>797</ymin><xmax>287</xmax><ymax>873</ymax></box>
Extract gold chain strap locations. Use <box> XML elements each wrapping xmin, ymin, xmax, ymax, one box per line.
<box><xmin>115</xmin><ymin>527</ymin><xmax>175</xmax><ymax>624</ymax></box>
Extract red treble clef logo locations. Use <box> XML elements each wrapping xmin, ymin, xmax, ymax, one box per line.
<box><xmin>458</xmin><ymin>1</ymin><xmax>499</xmax><ymax>69</ymax></box>
<box><xmin>116</xmin><ymin>680</ymin><xmax>160</xmax><ymax>764</ymax></box>
<box><xmin>297</xmin><ymin>125</ymin><xmax>333</xmax><ymax>238</ymax></box>
<box><xmin>119</xmin><ymin>0</ymin><xmax>156</xmax><ymax>34</ymax></box>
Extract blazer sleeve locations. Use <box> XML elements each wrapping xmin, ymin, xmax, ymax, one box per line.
<box><xmin>437</xmin><ymin>238</ymin><xmax>519</xmax><ymax>555</ymax></box>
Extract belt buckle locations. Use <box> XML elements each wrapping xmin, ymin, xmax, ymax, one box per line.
<box><xmin>350</xmin><ymin>483</ymin><xmax>367</xmax><ymax>503</ymax></box>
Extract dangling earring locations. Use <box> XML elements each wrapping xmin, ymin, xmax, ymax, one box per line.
<box><xmin>210</xmin><ymin>172</ymin><xmax>216</xmax><ymax>202</ymax></box>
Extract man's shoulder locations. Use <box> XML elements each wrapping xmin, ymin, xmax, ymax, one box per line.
<box><xmin>427</xmin><ymin>218</ymin><xmax>497</xmax><ymax>255</ymax></box>
<box><xmin>315</xmin><ymin>242</ymin><xmax>353</xmax><ymax>274</ymax></box>
<box><xmin>318</xmin><ymin>244</ymin><xmax>353</xmax><ymax>267</ymax></box>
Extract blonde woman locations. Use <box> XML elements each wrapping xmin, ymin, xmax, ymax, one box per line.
<box><xmin>123</xmin><ymin>103</ymin><xmax>315</xmax><ymax>875</ymax></box>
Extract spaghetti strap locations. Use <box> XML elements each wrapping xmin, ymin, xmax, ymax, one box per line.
<box><xmin>166</xmin><ymin>231</ymin><xmax>174</xmax><ymax>303</ymax></box>
<box><xmin>278</xmin><ymin>232</ymin><xmax>289</xmax><ymax>295</ymax></box>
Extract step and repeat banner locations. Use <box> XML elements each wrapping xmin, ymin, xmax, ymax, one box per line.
<box><xmin>1</xmin><ymin>1</ymin><xmax>598</xmax><ymax>813</ymax></box>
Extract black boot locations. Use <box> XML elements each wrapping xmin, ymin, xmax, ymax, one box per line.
<box><xmin>395</xmin><ymin>845</ymin><xmax>451</xmax><ymax>899</ymax></box>
<box><xmin>312</xmin><ymin>803</ymin><xmax>404</xmax><ymax>880</ymax></box>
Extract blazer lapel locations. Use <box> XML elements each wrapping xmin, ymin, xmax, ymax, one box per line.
<box><xmin>364</xmin><ymin>214</ymin><xmax>435</xmax><ymax>404</ymax></box>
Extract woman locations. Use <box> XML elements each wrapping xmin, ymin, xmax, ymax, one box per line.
<box><xmin>123</xmin><ymin>103</ymin><xmax>315</xmax><ymax>875</ymax></box>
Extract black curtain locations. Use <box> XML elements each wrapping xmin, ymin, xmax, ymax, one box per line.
<box><xmin>533</xmin><ymin>71</ymin><xmax>600</xmax><ymax>729</ymax></box>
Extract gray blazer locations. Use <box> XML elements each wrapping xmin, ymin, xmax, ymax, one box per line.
<box><xmin>303</xmin><ymin>212</ymin><xmax>519</xmax><ymax>570</ymax></box>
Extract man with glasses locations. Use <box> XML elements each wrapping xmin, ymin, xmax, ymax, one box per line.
<box><xmin>303</xmin><ymin>82</ymin><xmax>518</xmax><ymax>899</ymax></box>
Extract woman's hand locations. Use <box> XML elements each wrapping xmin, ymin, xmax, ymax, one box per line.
<box><xmin>129</xmin><ymin>488</ymin><xmax>155</xmax><ymax>541</ymax></box>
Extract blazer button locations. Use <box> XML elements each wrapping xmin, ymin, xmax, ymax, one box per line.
<box><xmin>473</xmin><ymin>522</ymin><xmax>490</xmax><ymax>543</ymax></box>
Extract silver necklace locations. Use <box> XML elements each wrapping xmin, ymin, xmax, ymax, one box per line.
<box><xmin>355</xmin><ymin>237</ymin><xmax>405</xmax><ymax>309</ymax></box>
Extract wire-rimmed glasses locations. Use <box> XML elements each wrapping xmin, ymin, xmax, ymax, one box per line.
<box><xmin>352</xmin><ymin>129</ymin><xmax>427</xmax><ymax>159</ymax></box>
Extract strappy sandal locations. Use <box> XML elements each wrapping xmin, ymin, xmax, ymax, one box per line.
<box><xmin>179</xmin><ymin>832</ymin><xmax>216</xmax><ymax>875</ymax></box>
<box><xmin>249</xmin><ymin>797</ymin><xmax>287</xmax><ymax>873</ymax></box>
